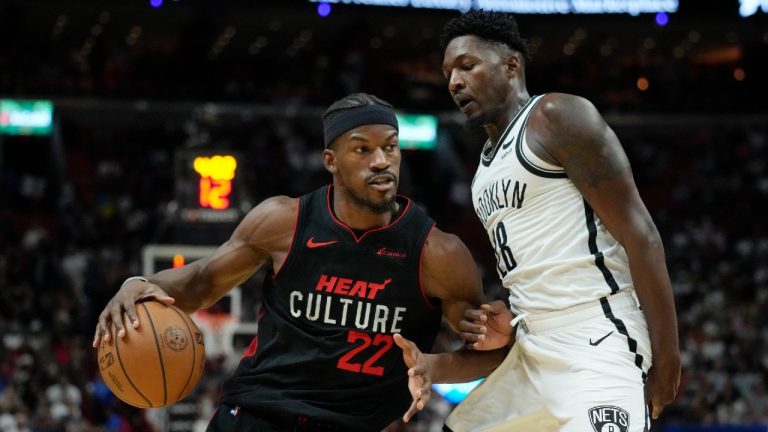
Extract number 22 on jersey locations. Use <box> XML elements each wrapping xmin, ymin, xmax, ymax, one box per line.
<box><xmin>337</xmin><ymin>330</ymin><xmax>393</xmax><ymax>377</ymax></box>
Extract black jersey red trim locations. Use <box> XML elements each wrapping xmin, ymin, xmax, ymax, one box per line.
<box><xmin>418</xmin><ymin>224</ymin><xmax>440</xmax><ymax>309</ymax></box>
<box><xmin>272</xmin><ymin>197</ymin><xmax>301</xmax><ymax>279</ymax></box>
<box><xmin>325</xmin><ymin>185</ymin><xmax>412</xmax><ymax>244</ymax></box>
<box><xmin>220</xmin><ymin>185</ymin><xmax>440</xmax><ymax>432</ymax></box>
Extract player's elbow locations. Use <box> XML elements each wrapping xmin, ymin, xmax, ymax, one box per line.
<box><xmin>625</xmin><ymin>219</ymin><xmax>665</xmax><ymax>255</ymax></box>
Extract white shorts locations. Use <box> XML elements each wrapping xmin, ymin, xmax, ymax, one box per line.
<box><xmin>445</xmin><ymin>290</ymin><xmax>652</xmax><ymax>432</ymax></box>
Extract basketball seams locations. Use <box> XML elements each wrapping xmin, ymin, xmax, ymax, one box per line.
<box><xmin>169</xmin><ymin>306</ymin><xmax>197</xmax><ymax>402</ymax></box>
<box><xmin>141</xmin><ymin>302</ymin><xmax>169</xmax><ymax>407</ymax></box>
<box><xmin>99</xmin><ymin>301</ymin><xmax>205</xmax><ymax>408</ymax></box>
<box><xmin>113</xmin><ymin>322</ymin><xmax>154</xmax><ymax>408</ymax></box>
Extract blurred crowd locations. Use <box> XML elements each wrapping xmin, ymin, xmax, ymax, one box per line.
<box><xmin>1</xmin><ymin>1</ymin><xmax>767</xmax><ymax>115</ymax></box>
<box><xmin>1</xmin><ymin>106</ymin><xmax>767</xmax><ymax>431</ymax></box>
<box><xmin>2</xmin><ymin>1</ymin><xmax>768</xmax><ymax>432</ymax></box>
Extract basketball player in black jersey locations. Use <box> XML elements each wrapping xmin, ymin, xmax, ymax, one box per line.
<box><xmin>93</xmin><ymin>93</ymin><xmax>507</xmax><ymax>432</ymax></box>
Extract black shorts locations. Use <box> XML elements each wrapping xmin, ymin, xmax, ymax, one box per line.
<box><xmin>206</xmin><ymin>404</ymin><xmax>354</xmax><ymax>432</ymax></box>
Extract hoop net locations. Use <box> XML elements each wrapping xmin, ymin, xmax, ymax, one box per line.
<box><xmin>193</xmin><ymin>309</ymin><xmax>239</xmax><ymax>359</ymax></box>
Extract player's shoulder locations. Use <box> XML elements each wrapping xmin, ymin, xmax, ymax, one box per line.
<box><xmin>240</xmin><ymin>195</ymin><xmax>298</xmax><ymax>232</ymax></box>
<box><xmin>534</xmin><ymin>92</ymin><xmax>600</xmax><ymax>124</ymax></box>
<box><xmin>230</xmin><ymin>195</ymin><xmax>299</xmax><ymax>251</ymax></box>
<box><xmin>257</xmin><ymin>195</ymin><xmax>298</xmax><ymax>212</ymax></box>
<box><xmin>529</xmin><ymin>92</ymin><xmax>607</xmax><ymax>150</ymax></box>
<box><xmin>424</xmin><ymin>227</ymin><xmax>472</xmax><ymax>263</ymax></box>
<box><xmin>422</xmin><ymin>227</ymin><xmax>481</xmax><ymax>300</ymax></box>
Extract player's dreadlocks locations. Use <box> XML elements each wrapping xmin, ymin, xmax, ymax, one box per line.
<box><xmin>440</xmin><ymin>10</ymin><xmax>530</xmax><ymax>61</ymax></box>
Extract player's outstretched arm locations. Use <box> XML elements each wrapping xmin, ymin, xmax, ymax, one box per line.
<box><xmin>93</xmin><ymin>196</ymin><xmax>297</xmax><ymax>348</ymax></box>
<box><xmin>394</xmin><ymin>229</ymin><xmax>508</xmax><ymax>408</ymax></box>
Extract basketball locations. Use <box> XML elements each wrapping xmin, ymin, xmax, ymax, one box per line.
<box><xmin>97</xmin><ymin>301</ymin><xmax>206</xmax><ymax>408</ymax></box>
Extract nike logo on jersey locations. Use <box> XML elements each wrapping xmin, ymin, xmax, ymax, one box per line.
<box><xmin>589</xmin><ymin>331</ymin><xmax>614</xmax><ymax>346</ymax></box>
<box><xmin>306</xmin><ymin>237</ymin><xmax>339</xmax><ymax>248</ymax></box>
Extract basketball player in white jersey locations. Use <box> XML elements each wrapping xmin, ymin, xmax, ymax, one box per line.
<box><xmin>396</xmin><ymin>10</ymin><xmax>681</xmax><ymax>432</ymax></box>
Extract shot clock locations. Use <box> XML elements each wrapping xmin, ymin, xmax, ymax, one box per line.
<box><xmin>175</xmin><ymin>151</ymin><xmax>244</xmax><ymax>224</ymax></box>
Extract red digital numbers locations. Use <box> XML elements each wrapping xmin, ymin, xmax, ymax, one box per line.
<box><xmin>193</xmin><ymin>155</ymin><xmax>237</xmax><ymax>210</ymax></box>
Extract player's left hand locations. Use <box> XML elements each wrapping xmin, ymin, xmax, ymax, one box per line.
<box><xmin>460</xmin><ymin>300</ymin><xmax>514</xmax><ymax>350</ymax></box>
<box><xmin>393</xmin><ymin>333</ymin><xmax>434</xmax><ymax>423</ymax></box>
<box><xmin>644</xmin><ymin>354</ymin><xmax>681</xmax><ymax>419</ymax></box>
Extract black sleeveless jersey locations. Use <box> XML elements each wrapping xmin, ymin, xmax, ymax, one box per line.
<box><xmin>220</xmin><ymin>185</ymin><xmax>443</xmax><ymax>431</ymax></box>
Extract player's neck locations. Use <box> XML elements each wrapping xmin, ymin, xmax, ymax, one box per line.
<box><xmin>485</xmin><ymin>91</ymin><xmax>531</xmax><ymax>145</ymax></box>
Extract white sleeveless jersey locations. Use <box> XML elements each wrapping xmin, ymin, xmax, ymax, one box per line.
<box><xmin>471</xmin><ymin>95</ymin><xmax>634</xmax><ymax>314</ymax></box>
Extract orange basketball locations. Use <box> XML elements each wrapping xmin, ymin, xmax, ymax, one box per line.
<box><xmin>97</xmin><ymin>301</ymin><xmax>205</xmax><ymax>408</ymax></box>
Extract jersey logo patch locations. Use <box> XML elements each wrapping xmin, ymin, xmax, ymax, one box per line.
<box><xmin>376</xmin><ymin>247</ymin><xmax>407</xmax><ymax>258</ymax></box>
<box><xmin>306</xmin><ymin>237</ymin><xmax>339</xmax><ymax>248</ymax></box>
<box><xmin>588</xmin><ymin>405</ymin><xmax>629</xmax><ymax>432</ymax></box>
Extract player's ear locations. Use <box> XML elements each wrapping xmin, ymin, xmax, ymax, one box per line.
<box><xmin>323</xmin><ymin>148</ymin><xmax>337</xmax><ymax>174</ymax></box>
<box><xmin>505</xmin><ymin>53</ymin><xmax>522</xmax><ymax>79</ymax></box>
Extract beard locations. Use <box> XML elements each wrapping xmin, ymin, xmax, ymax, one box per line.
<box><xmin>349</xmin><ymin>190</ymin><xmax>397</xmax><ymax>214</ymax></box>
<box><xmin>463</xmin><ymin>111</ymin><xmax>486</xmax><ymax>131</ymax></box>
<box><xmin>349</xmin><ymin>179</ymin><xmax>398</xmax><ymax>214</ymax></box>
<box><xmin>353</xmin><ymin>195</ymin><xmax>396</xmax><ymax>214</ymax></box>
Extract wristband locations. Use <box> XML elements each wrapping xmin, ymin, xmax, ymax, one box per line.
<box><xmin>122</xmin><ymin>276</ymin><xmax>148</xmax><ymax>286</ymax></box>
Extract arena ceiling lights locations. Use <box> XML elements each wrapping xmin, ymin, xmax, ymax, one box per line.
<box><xmin>308</xmin><ymin>0</ymin><xmax>679</xmax><ymax>15</ymax></box>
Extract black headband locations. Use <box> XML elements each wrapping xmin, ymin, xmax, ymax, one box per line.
<box><xmin>323</xmin><ymin>104</ymin><xmax>399</xmax><ymax>148</ymax></box>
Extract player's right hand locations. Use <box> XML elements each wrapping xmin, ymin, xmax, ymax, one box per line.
<box><xmin>459</xmin><ymin>300</ymin><xmax>514</xmax><ymax>350</ymax></box>
<box><xmin>393</xmin><ymin>333</ymin><xmax>434</xmax><ymax>423</ymax></box>
<box><xmin>92</xmin><ymin>278</ymin><xmax>175</xmax><ymax>348</ymax></box>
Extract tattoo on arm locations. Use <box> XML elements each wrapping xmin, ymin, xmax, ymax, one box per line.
<box><xmin>551</xmin><ymin>102</ymin><xmax>630</xmax><ymax>189</ymax></box>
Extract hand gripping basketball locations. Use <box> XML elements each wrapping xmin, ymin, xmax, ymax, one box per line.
<box><xmin>96</xmin><ymin>300</ymin><xmax>206</xmax><ymax>408</ymax></box>
<box><xmin>93</xmin><ymin>277</ymin><xmax>175</xmax><ymax>348</ymax></box>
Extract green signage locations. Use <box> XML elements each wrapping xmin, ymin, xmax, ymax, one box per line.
<box><xmin>396</xmin><ymin>113</ymin><xmax>437</xmax><ymax>150</ymax></box>
<box><xmin>0</xmin><ymin>99</ymin><xmax>54</xmax><ymax>136</ymax></box>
